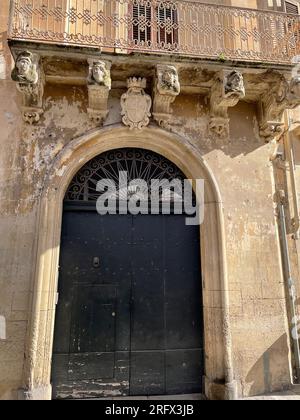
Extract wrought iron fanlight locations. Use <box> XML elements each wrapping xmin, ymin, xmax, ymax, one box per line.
<box><xmin>65</xmin><ymin>148</ymin><xmax>186</xmax><ymax>203</ymax></box>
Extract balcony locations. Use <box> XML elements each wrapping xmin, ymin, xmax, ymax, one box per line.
<box><xmin>7</xmin><ymin>0</ymin><xmax>300</xmax><ymax>65</ymax></box>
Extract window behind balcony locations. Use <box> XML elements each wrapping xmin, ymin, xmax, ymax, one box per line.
<box><xmin>157</xmin><ymin>4</ymin><xmax>179</xmax><ymax>46</ymax></box>
<box><xmin>132</xmin><ymin>3</ymin><xmax>179</xmax><ymax>47</ymax></box>
<box><xmin>285</xmin><ymin>1</ymin><xmax>299</xmax><ymax>14</ymax></box>
<box><xmin>133</xmin><ymin>4</ymin><xmax>152</xmax><ymax>44</ymax></box>
<box><xmin>257</xmin><ymin>0</ymin><xmax>299</xmax><ymax>13</ymax></box>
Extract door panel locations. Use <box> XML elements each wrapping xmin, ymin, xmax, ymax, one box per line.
<box><xmin>164</xmin><ymin>215</ymin><xmax>203</xmax><ymax>351</ymax></box>
<box><xmin>129</xmin><ymin>214</ymin><xmax>203</xmax><ymax>396</ymax></box>
<box><xmin>131</xmin><ymin>215</ymin><xmax>165</xmax><ymax>352</ymax></box>
<box><xmin>166</xmin><ymin>349</ymin><xmax>204</xmax><ymax>395</ymax></box>
<box><xmin>70</xmin><ymin>285</ymin><xmax>117</xmax><ymax>354</ymax></box>
<box><xmin>130</xmin><ymin>351</ymin><xmax>166</xmax><ymax>396</ymax></box>
<box><xmin>52</xmin><ymin>211</ymin><xmax>132</xmax><ymax>399</ymax></box>
<box><xmin>68</xmin><ymin>353</ymin><xmax>115</xmax><ymax>381</ymax></box>
<box><xmin>52</xmin><ymin>210</ymin><xmax>203</xmax><ymax>399</ymax></box>
<box><xmin>129</xmin><ymin>215</ymin><xmax>166</xmax><ymax>395</ymax></box>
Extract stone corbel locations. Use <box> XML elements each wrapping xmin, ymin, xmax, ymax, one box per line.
<box><xmin>153</xmin><ymin>65</ymin><xmax>180</xmax><ymax>129</ymax></box>
<box><xmin>209</xmin><ymin>70</ymin><xmax>245</xmax><ymax>138</ymax></box>
<box><xmin>87</xmin><ymin>59</ymin><xmax>112</xmax><ymax>125</ymax></box>
<box><xmin>11</xmin><ymin>51</ymin><xmax>44</xmax><ymax>124</ymax></box>
<box><xmin>259</xmin><ymin>73</ymin><xmax>300</xmax><ymax>142</ymax></box>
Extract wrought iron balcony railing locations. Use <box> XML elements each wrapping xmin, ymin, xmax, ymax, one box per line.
<box><xmin>8</xmin><ymin>0</ymin><xmax>300</xmax><ymax>65</ymax></box>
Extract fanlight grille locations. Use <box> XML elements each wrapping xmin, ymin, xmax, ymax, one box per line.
<box><xmin>65</xmin><ymin>148</ymin><xmax>187</xmax><ymax>203</ymax></box>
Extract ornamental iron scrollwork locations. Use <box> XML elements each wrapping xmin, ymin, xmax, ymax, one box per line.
<box><xmin>65</xmin><ymin>148</ymin><xmax>186</xmax><ymax>203</ymax></box>
<box><xmin>9</xmin><ymin>0</ymin><xmax>300</xmax><ymax>65</ymax></box>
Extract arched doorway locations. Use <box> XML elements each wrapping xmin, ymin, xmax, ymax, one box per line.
<box><xmin>51</xmin><ymin>148</ymin><xmax>204</xmax><ymax>399</ymax></box>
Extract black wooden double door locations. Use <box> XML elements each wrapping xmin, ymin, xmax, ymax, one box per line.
<box><xmin>52</xmin><ymin>209</ymin><xmax>204</xmax><ymax>399</ymax></box>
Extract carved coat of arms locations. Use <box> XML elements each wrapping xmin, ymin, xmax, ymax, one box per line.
<box><xmin>121</xmin><ymin>77</ymin><xmax>152</xmax><ymax>129</ymax></box>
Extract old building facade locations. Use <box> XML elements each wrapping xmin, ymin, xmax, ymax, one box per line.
<box><xmin>1</xmin><ymin>0</ymin><xmax>300</xmax><ymax>400</ymax></box>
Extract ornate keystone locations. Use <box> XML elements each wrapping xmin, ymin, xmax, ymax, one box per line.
<box><xmin>11</xmin><ymin>51</ymin><xmax>44</xmax><ymax>124</ymax></box>
<box><xmin>153</xmin><ymin>65</ymin><xmax>180</xmax><ymax>129</ymax></box>
<box><xmin>87</xmin><ymin>59</ymin><xmax>112</xmax><ymax>125</ymax></box>
<box><xmin>209</xmin><ymin>70</ymin><xmax>245</xmax><ymax>138</ymax></box>
<box><xmin>121</xmin><ymin>77</ymin><xmax>152</xmax><ymax>130</ymax></box>
<box><xmin>259</xmin><ymin>74</ymin><xmax>300</xmax><ymax>142</ymax></box>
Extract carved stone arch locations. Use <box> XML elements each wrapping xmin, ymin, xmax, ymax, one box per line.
<box><xmin>19</xmin><ymin>125</ymin><xmax>236</xmax><ymax>401</ymax></box>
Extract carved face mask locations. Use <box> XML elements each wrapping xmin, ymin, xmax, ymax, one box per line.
<box><xmin>162</xmin><ymin>70</ymin><xmax>175</xmax><ymax>87</ymax></box>
<box><xmin>229</xmin><ymin>74</ymin><xmax>242</xmax><ymax>90</ymax></box>
<box><xmin>291</xmin><ymin>76</ymin><xmax>300</xmax><ymax>97</ymax></box>
<box><xmin>17</xmin><ymin>58</ymin><xmax>31</xmax><ymax>75</ymax></box>
<box><xmin>92</xmin><ymin>64</ymin><xmax>105</xmax><ymax>84</ymax></box>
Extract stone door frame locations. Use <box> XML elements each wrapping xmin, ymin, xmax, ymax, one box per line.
<box><xmin>19</xmin><ymin>125</ymin><xmax>237</xmax><ymax>400</ymax></box>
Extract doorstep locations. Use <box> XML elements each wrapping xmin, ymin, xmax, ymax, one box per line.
<box><xmin>83</xmin><ymin>394</ymin><xmax>205</xmax><ymax>401</ymax></box>
<box><xmin>241</xmin><ymin>390</ymin><xmax>300</xmax><ymax>400</ymax></box>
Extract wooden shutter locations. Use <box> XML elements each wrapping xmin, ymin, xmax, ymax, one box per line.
<box><xmin>157</xmin><ymin>4</ymin><xmax>179</xmax><ymax>46</ymax></box>
<box><xmin>285</xmin><ymin>1</ymin><xmax>299</xmax><ymax>14</ymax></box>
<box><xmin>132</xmin><ymin>4</ymin><xmax>152</xmax><ymax>43</ymax></box>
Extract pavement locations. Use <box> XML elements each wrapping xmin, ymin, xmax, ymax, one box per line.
<box><xmin>85</xmin><ymin>391</ymin><xmax>300</xmax><ymax>400</ymax></box>
<box><xmin>96</xmin><ymin>394</ymin><xmax>205</xmax><ymax>401</ymax></box>
<box><xmin>82</xmin><ymin>389</ymin><xmax>300</xmax><ymax>400</ymax></box>
<box><xmin>242</xmin><ymin>388</ymin><xmax>300</xmax><ymax>400</ymax></box>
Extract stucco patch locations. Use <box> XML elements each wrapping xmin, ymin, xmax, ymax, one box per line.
<box><xmin>0</xmin><ymin>56</ymin><xmax>6</xmax><ymax>80</ymax></box>
<box><xmin>44</xmin><ymin>96</ymin><xmax>94</xmax><ymax>136</ymax></box>
<box><xmin>0</xmin><ymin>316</ymin><xmax>6</xmax><ymax>340</ymax></box>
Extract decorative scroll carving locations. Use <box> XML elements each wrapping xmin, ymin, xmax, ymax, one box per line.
<box><xmin>87</xmin><ymin>59</ymin><xmax>111</xmax><ymax>125</ymax></box>
<box><xmin>121</xmin><ymin>77</ymin><xmax>152</xmax><ymax>130</ymax></box>
<box><xmin>11</xmin><ymin>51</ymin><xmax>44</xmax><ymax>124</ymax></box>
<box><xmin>153</xmin><ymin>65</ymin><xmax>180</xmax><ymax>129</ymax></box>
<box><xmin>259</xmin><ymin>74</ymin><xmax>300</xmax><ymax>142</ymax></box>
<box><xmin>209</xmin><ymin>70</ymin><xmax>245</xmax><ymax>138</ymax></box>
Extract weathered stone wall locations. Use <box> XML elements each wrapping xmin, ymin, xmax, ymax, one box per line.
<box><xmin>170</xmin><ymin>97</ymin><xmax>292</xmax><ymax>396</ymax></box>
<box><xmin>287</xmin><ymin>108</ymin><xmax>300</xmax><ymax>341</ymax></box>
<box><xmin>0</xmin><ymin>0</ymin><xmax>299</xmax><ymax>400</ymax></box>
<box><xmin>0</xmin><ymin>1</ymin><xmax>32</xmax><ymax>400</ymax></box>
<box><xmin>0</xmin><ymin>81</ymin><xmax>294</xmax><ymax>399</ymax></box>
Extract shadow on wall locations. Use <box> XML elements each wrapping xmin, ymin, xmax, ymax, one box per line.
<box><xmin>245</xmin><ymin>334</ymin><xmax>291</xmax><ymax>397</ymax></box>
<box><xmin>171</xmin><ymin>96</ymin><xmax>263</xmax><ymax>159</ymax></box>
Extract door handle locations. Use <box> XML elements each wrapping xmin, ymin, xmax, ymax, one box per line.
<box><xmin>93</xmin><ymin>257</ymin><xmax>100</xmax><ymax>268</ymax></box>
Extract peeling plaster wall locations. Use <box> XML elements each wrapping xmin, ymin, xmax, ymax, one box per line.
<box><xmin>170</xmin><ymin>97</ymin><xmax>292</xmax><ymax>396</ymax></box>
<box><xmin>0</xmin><ymin>0</ymin><xmax>299</xmax><ymax>401</ymax></box>
<box><xmin>0</xmin><ymin>80</ymin><xmax>295</xmax><ymax>399</ymax></box>
<box><xmin>0</xmin><ymin>3</ymin><xmax>34</xmax><ymax>400</ymax></box>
